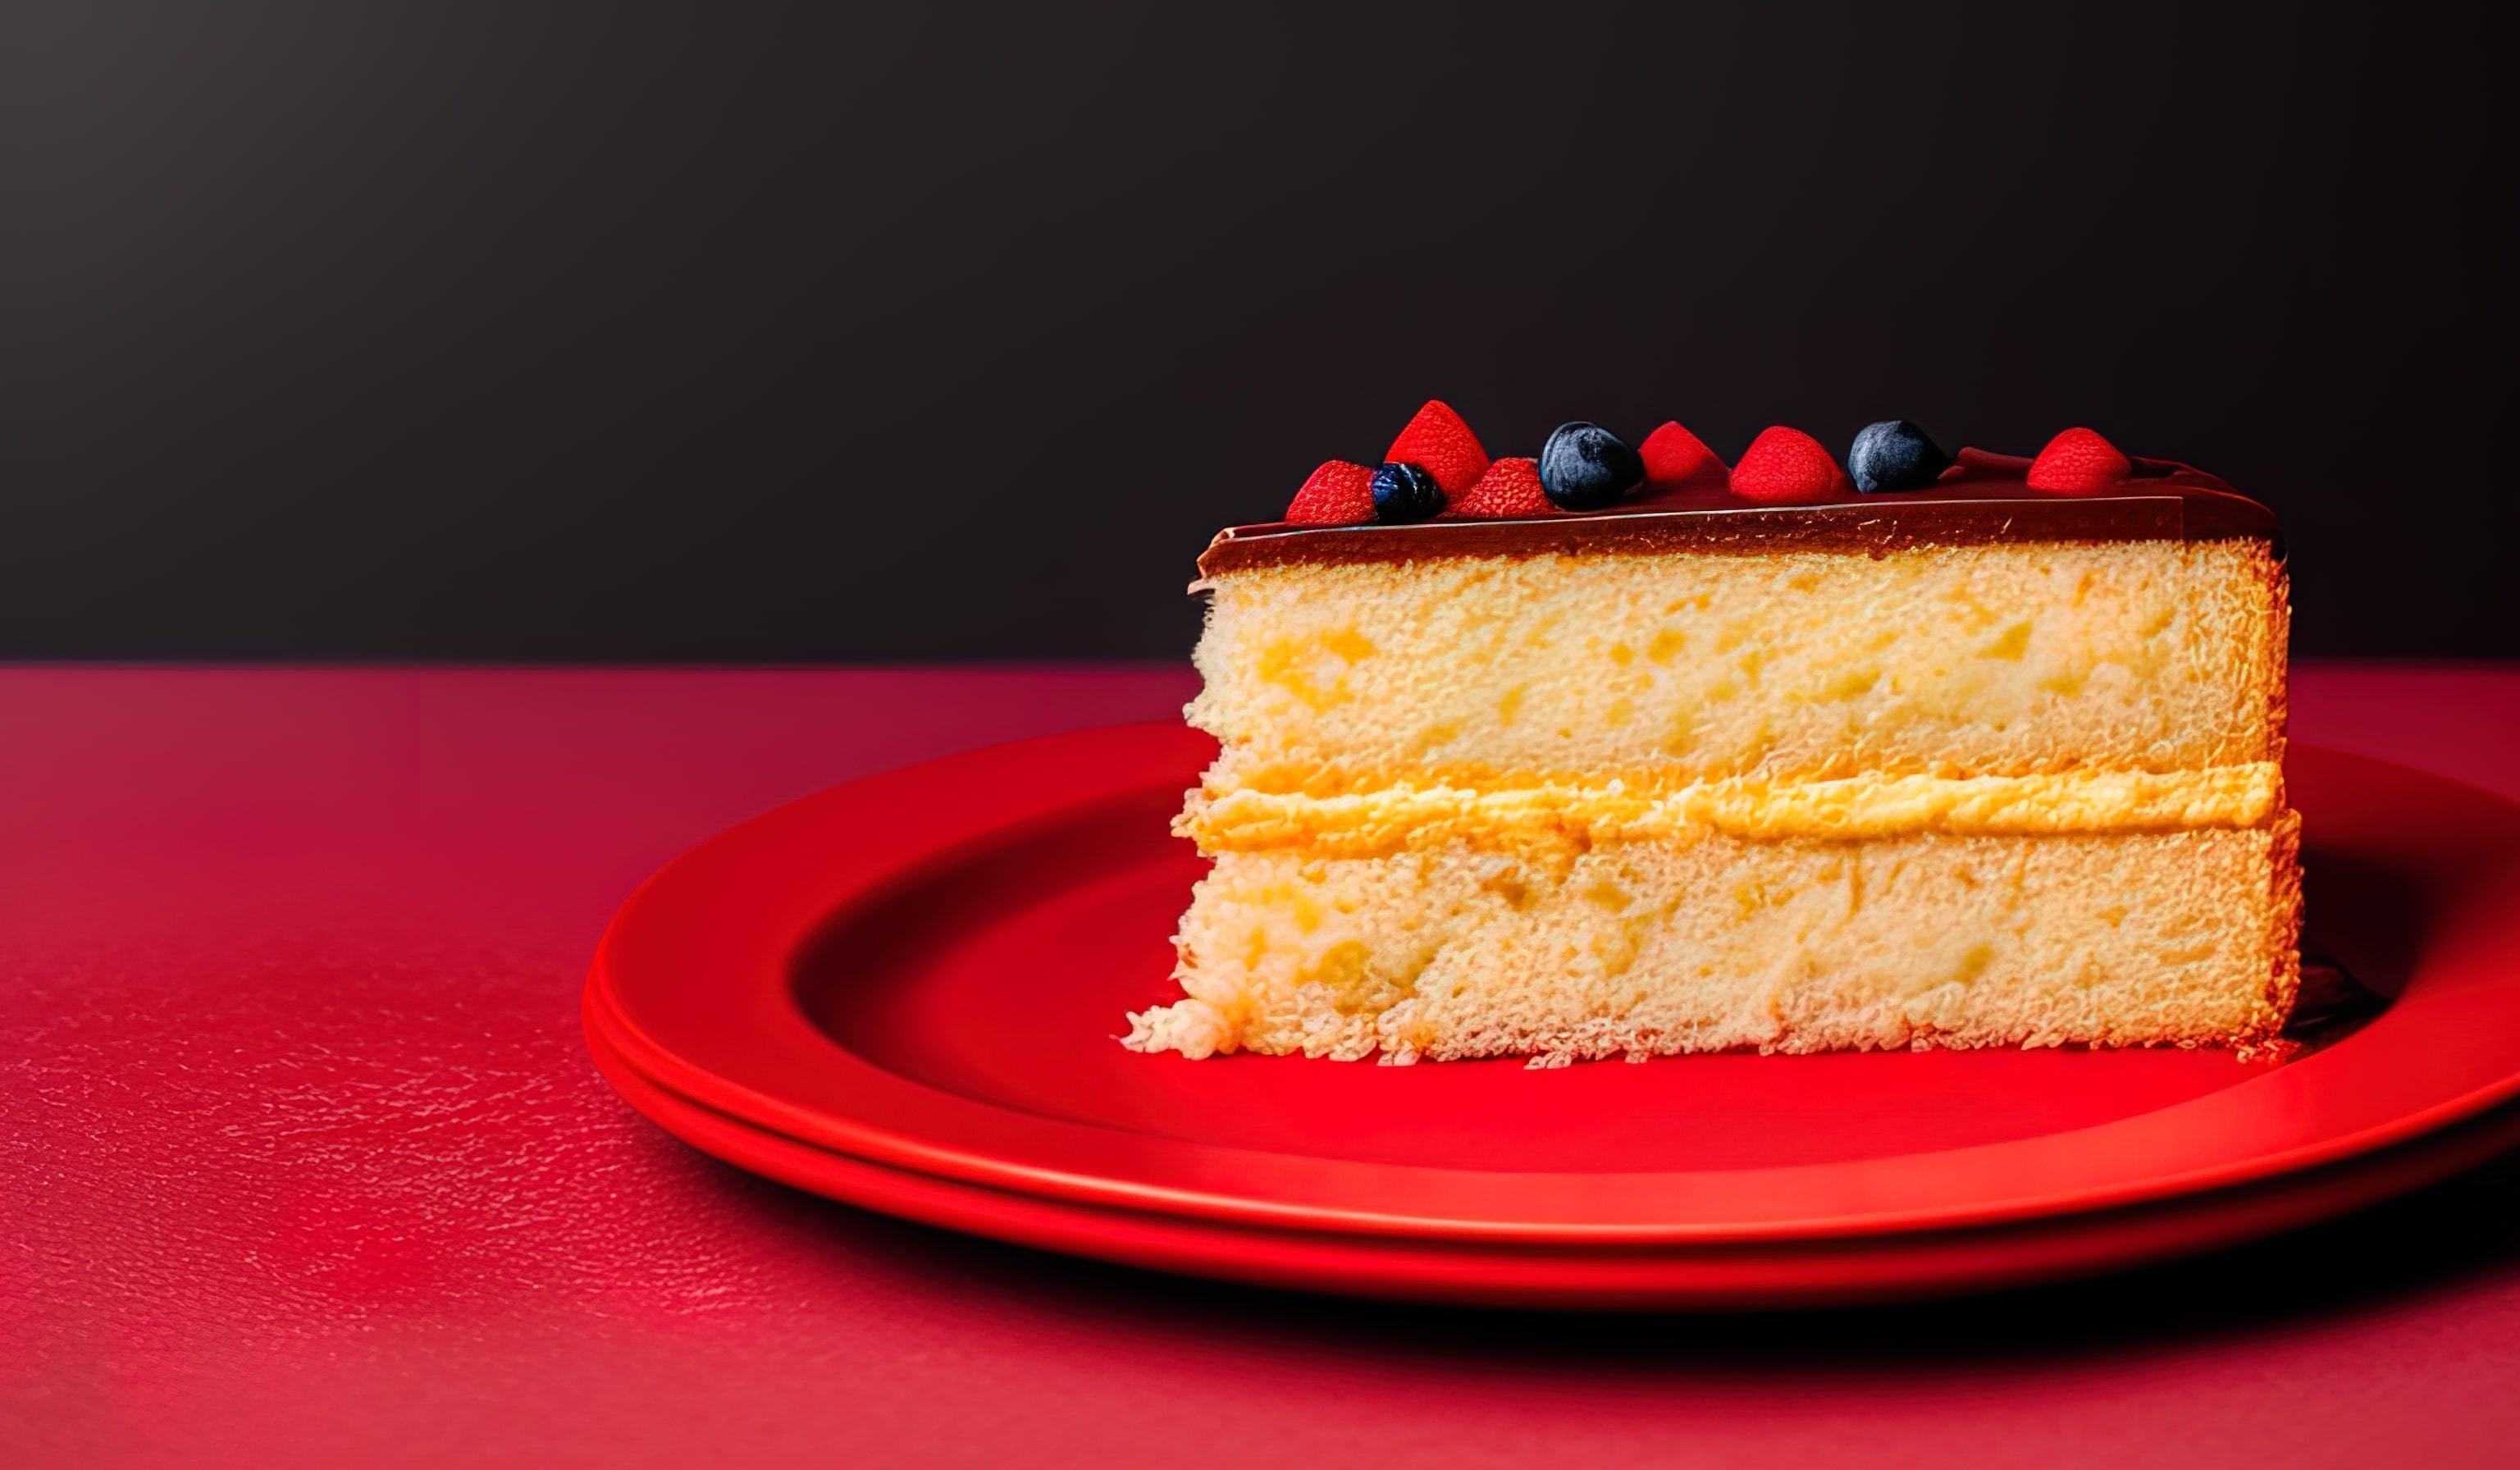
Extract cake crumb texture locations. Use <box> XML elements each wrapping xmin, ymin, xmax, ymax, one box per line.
<box><xmin>1137</xmin><ymin>532</ymin><xmax>2297</xmax><ymax>1061</ymax></box>
<box><xmin>1190</xmin><ymin>540</ymin><xmax>2286</xmax><ymax>797</ymax></box>
<box><xmin>1129</xmin><ymin>821</ymin><xmax>2302</xmax><ymax>1063</ymax></box>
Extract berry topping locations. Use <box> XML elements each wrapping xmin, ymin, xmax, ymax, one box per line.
<box><xmin>1284</xmin><ymin>460</ymin><xmax>1376</xmax><ymax>524</ymax></box>
<box><xmin>1370</xmin><ymin>461</ymin><xmax>1447</xmax><ymax>523</ymax></box>
<box><xmin>1537</xmin><ymin>422</ymin><xmax>1645</xmax><ymax>509</ymax></box>
<box><xmin>1384</xmin><ymin>400</ymin><xmax>1490</xmax><ymax>497</ymax></box>
<box><xmin>1638</xmin><ymin>421</ymin><xmax>1728</xmax><ymax>486</ymax></box>
<box><xmin>2026</xmin><ymin>427</ymin><xmax>2134</xmax><ymax>492</ymax></box>
<box><xmin>1846</xmin><ymin>419</ymin><xmax>1952</xmax><ymax>493</ymax></box>
<box><xmin>1451</xmin><ymin>456</ymin><xmax>1550</xmax><ymax>518</ymax></box>
<box><xmin>1729</xmin><ymin>426</ymin><xmax>1850</xmax><ymax>503</ymax></box>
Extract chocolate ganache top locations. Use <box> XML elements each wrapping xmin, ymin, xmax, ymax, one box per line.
<box><xmin>1197</xmin><ymin>450</ymin><xmax>2280</xmax><ymax>578</ymax></box>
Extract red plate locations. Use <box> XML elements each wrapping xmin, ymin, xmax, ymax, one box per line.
<box><xmin>584</xmin><ymin>725</ymin><xmax>2520</xmax><ymax>1308</ymax></box>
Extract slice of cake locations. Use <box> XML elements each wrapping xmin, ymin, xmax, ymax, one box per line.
<box><xmin>1126</xmin><ymin>406</ymin><xmax>2299</xmax><ymax>1064</ymax></box>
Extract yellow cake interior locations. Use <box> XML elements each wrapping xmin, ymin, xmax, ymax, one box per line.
<box><xmin>1129</xmin><ymin>536</ymin><xmax>2299</xmax><ymax>1064</ymax></box>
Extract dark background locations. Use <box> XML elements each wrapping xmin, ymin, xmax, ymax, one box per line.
<box><xmin>8</xmin><ymin>2</ymin><xmax>2511</xmax><ymax>660</ymax></box>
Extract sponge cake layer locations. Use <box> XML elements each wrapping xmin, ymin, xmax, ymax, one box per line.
<box><xmin>1130</xmin><ymin>818</ymin><xmax>2301</xmax><ymax>1063</ymax></box>
<box><xmin>1189</xmin><ymin>539</ymin><xmax>2286</xmax><ymax>798</ymax></box>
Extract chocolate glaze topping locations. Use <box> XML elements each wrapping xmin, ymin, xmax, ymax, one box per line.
<box><xmin>1198</xmin><ymin>449</ymin><xmax>2280</xmax><ymax>578</ymax></box>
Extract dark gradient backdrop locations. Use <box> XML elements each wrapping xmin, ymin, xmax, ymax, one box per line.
<box><xmin>7</xmin><ymin>2</ymin><xmax>2511</xmax><ymax>660</ymax></box>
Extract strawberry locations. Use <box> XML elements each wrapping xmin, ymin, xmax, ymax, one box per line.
<box><xmin>1284</xmin><ymin>460</ymin><xmax>1376</xmax><ymax>524</ymax></box>
<box><xmin>1450</xmin><ymin>456</ymin><xmax>1550</xmax><ymax>518</ymax></box>
<box><xmin>1728</xmin><ymin>426</ymin><xmax>1849</xmax><ymax>503</ymax></box>
<box><xmin>2025</xmin><ymin>427</ymin><xmax>2133</xmax><ymax>493</ymax></box>
<box><xmin>1638</xmin><ymin>421</ymin><xmax>1727</xmax><ymax>486</ymax></box>
<box><xmin>1383</xmin><ymin>399</ymin><xmax>1490</xmax><ymax>496</ymax></box>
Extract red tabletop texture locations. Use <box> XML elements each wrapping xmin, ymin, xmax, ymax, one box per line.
<box><xmin>6</xmin><ymin>663</ymin><xmax>2518</xmax><ymax>1468</ymax></box>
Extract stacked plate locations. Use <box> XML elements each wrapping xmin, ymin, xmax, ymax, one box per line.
<box><xmin>586</xmin><ymin>725</ymin><xmax>2520</xmax><ymax>1308</ymax></box>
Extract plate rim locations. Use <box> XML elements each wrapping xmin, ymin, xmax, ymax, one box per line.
<box><xmin>585</xmin><ymin>723</ymin><xmax>2520</xmax><ymax>1249</ymax></box>
<box><xmin>585</xmin><ymin>995</ymin><xmax>2520</xmax><ymax>1308</ymax></box>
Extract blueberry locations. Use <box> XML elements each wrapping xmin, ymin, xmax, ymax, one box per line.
<box><xmin>1847</xmin><ymin>419</ymin><xmax>1952</xmax><ymax>493</ymax></box>
<box><xmin>1371</xmin><ymin>461</ymin><xmax>1446</xmax><ymax>523</ymax></box>
<box><xmin>1537</xmin><ymin>422</ymin><xmax>1644</xmax><ymax>509</ymax></box>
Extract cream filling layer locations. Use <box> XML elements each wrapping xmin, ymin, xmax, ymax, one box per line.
<box><xmin>1181</xmin><ymin>762</ymin><xmax>2284</xmax><ymax>856</ymax></box>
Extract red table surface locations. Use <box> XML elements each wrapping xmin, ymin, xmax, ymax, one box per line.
<box><xmin>5</xmin><ymin>662</ymin><xmax>2518</xmax><ymax>1468</ymax></box>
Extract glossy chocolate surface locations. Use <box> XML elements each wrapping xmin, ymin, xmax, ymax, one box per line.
<box><xmin>1198</xmin><ymin>450</ymin><xmax>2280</xmax><ymax>577</ymax></box>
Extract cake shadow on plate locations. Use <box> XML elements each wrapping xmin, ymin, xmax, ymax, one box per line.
<box><xmin>2281</xmin><ymin>952</ymin><xmax>2390</xmax><ymax>1050</ymax></box>
<box><xmin>2282</xmin><ymin>839</ymin><xmax>2436</xmax><ymax>1052</ymax></box>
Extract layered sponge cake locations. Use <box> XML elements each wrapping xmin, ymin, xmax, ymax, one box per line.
<box><xmin>1126</xmin><ymin>409</ymin><xmax>2298</xmax><ymax>1064</ymax></box>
